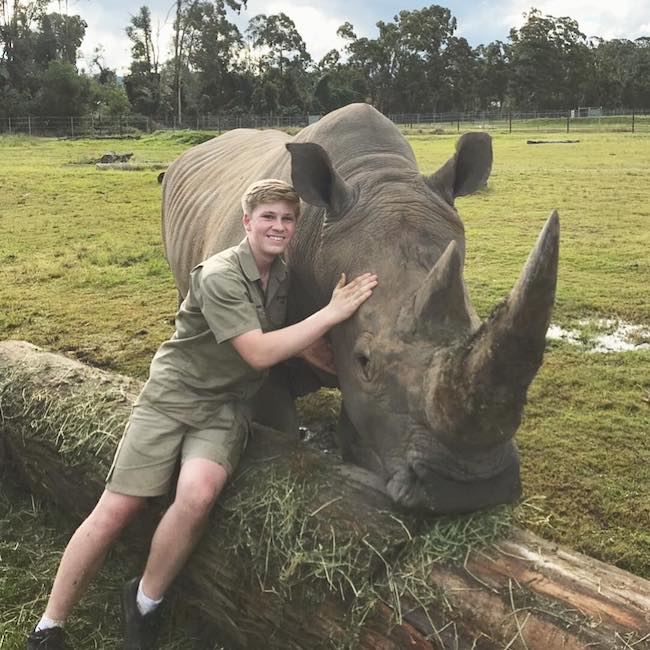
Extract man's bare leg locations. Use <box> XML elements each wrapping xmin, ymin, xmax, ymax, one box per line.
<box><xmin>43</xmin><ymin>490</ymin><xmax>146</xmax><ymax>621</ymax></box>
<box><xmin>139</xmin><ymin>458</ymin><xmax>228</xmax><ymax>600</ymax></box>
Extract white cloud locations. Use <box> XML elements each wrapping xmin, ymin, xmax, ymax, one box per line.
<box><xmin>51</xmin><ymin>0</ymin><xmax>649</xmax><ymax>74</ymax></box>
<box><xmin>500</xmin><ymin>0</ymin><xmax>649</xmax><ymax>41</ymax></box>
<box><xmin>250</xmin><ymin>1</ymin><xmax>347</xmax><ymax>63</ymax></box>
<box><xmin>56</xmin><ymin>0</ymin><xmax>174</xmax><ymax>74</ymax></box>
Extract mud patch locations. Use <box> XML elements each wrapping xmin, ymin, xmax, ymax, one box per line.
<box><xmin>547</xmin><ymin>319</ymin><xmax>650</xmax><ymax>352</ymax></box>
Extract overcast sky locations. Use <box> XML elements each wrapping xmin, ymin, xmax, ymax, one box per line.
<box><xmin>57</xmin><ymin>0</ymin><xmax>650</xmax><ymax>75</ymax></box>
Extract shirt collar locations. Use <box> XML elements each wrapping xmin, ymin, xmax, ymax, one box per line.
<box><xmin>236</xmin><ymin>237</ymin><xmax>288</xmax><ymax>284</ymax></box>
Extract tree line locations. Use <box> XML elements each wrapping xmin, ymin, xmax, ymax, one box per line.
<box><xmin>1</xmin><ymin>0</ymin><xmax>649</xmax><ymax>123</ymax></box>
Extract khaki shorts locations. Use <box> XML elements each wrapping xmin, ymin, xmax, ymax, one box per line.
<box><xmin>106</xmin><ymin>401</ymin><xmax>249</xmax><ymax>497</ymax></box>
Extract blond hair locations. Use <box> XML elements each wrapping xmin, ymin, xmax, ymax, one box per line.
<box><xmin>241</xmin><ymin>178</ymin><xmax>300</xmax><ymax>217</ymax></box>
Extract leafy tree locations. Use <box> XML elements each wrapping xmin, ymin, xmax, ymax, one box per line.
<box><xmin>250</xmin><ymin>77</ymin><xmax>279</xmax><ymax>113</ymax></box>
<box><xmin>318</xmin><ymin>48</ymin><xmax>340</xmax><ymax>71</ymax></box>
<box><xmin>90</xmin><ymin>77</ymin><xmax>131</xmax><ymax>116</ymax></box>
<box><xmin>35</xmin><ymin>12</ymin><xmax>86</xmax><ymax>65</ymax></box>
<box><xmin>90</xmin><ymin>45</ymin><xmax>116</xmax><ymax>85</ymax></box>
<box><xmin>124</xmin><ymin>6</ymin><xmax>161</xmax><ymax>116</ymax></box>
<box><xmin>634</xmin><ymin>38</ymin><xmax>650</xmax><ymax>107</ymax></box>
<box><xmin>171</xmin><ymin>0</ymin><xmax>245</xmax><ymax>123</ymax></box>
<box><xmin>475</xmin><ymin>40</ymin><xmax>510</xmax><ymax>109</ymax></box>
<box><xmin>337</xmin><ymin>23</ymin><xmax>382</xmax><ymax>107</ymax></box>
<box><xmin>508</xmin><ymin>8</ymin><xmax>592</xmax><ymax>109</ymax></box>
<box><xmin>0</xmin><ymin>0</ymin><xmax>48</xmax><ymax>112</ymax></box>
<box><xmin>247</xmin><ymin>12</ymin><xmax>308</xmax><ymax>78</ymax></box>
<box><xmin>184</xmin><ymin>1</ymin><xmax>242</xmax><ymax>113</ymax></box>
<box><xmin>443</xmin><ymin>36</ymin><xmax>477</xmax><ymax>111</ymax></box>
<box><xmin>312</xmin><ymin>48</ymin><xmax>359</xmax><ymax>113</ymax></box>
<box><xmin>591</xmin><ymin>38</ymin><xmax>650</xmax><ymax>107</ymax></box>
<box><xmin>35</xmin><ymin>59</ymin><xmax>91</xmax><ymax>115</ymax></box>
<box><xmin>338</xmin><ymin>5</ymin><xmax>461</xmax><ymax>113</ymax></box>
<box><xmin>246</xmin><ymin>12</ymin><xmax>312</xmax><ymax>112</ymax></box>
<box><xmin>126</xmin><ymin>6</ymin><xmax>157</xmax><ymax>75</ymax></box>
<box><xmin>0</xmin><ymin>1</ymin><xmax>89</xmax><ymax>115</ymax></box>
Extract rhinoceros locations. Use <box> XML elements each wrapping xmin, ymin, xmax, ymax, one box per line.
<box><xmin>161</xmin><ymin>103</ymin><xmax>559</xmax><ymax>513</ymax></box>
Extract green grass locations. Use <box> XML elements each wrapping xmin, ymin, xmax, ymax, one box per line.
<box><xmin>1</xmin><ymin>130</ymin><xmax>649</xmax><ymax>645</ymax></box>
<box><xmin>411</xmin><ymin>131</ymin><xmax>650</xmax><ymax>320</ymax></box>
<box><xmin>0</xmin><ymin>473</ymin><xmax>227</xmax><ymax>649</ymax></box>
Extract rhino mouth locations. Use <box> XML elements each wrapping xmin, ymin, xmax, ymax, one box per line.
<box><xmin>385</xmin><ymin>451</ymin><xmax>521</xmax><ymax>513</ymax></box>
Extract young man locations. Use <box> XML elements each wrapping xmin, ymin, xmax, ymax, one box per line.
<box><xmin>27</xmin><ymin>179</ymin><xmax>377</xmax><ymax>650</ymax></box>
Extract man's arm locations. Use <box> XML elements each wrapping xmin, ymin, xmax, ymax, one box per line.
<box><xmin>231</xmin><ymin>273</ymin><xmax>377</xmax><ymax>371</ymax></box>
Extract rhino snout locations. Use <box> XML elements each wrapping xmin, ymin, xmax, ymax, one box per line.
<box><xmin>385</xmin><ymin>447</ymin><xmax>522</xmax><ymax>513</ymax></box>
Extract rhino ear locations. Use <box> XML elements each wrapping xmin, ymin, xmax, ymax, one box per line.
<box><xmin>426</xmin><ymin>132</ymin><xmax>492</xmax><ymax>205</ymax></box>
<box><xmin>286</xmin><ymin>143</ymin><xmax>356</xmax><ymax>220</ymax></box>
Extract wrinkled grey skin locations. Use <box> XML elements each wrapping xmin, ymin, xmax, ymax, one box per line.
<box><xmin>162</xmin><ymin>103</ymin><xmax>559</xmax><ymax>513</ymax></box>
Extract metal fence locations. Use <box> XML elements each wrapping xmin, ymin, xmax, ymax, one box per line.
<box><xmin>388</xmin><ymin>108</ymin><xmax>650</xmax><ymax>133</ymax></box>
<box><xmin>0</xmin><ymin>108</ymin><xmax>648</xmax><ymax>137</ymax></box>
<box><xmin>0</xmin><ymin>113</ymin><xmax>311</xmax><ymax>137</ymax></box>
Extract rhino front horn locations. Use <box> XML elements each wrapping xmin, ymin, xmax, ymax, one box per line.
<box><xmin>425</xmin><ymin>210</ymin><xmax>559</xmax><ymax>449</ymax></box>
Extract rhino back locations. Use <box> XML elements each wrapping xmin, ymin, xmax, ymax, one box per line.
<box><xmin>162</xmin><ymin>104</ymin><xmax>420</xmax><ymax>298</ymax></box>
<box><xmin>162</xmin><ymin>128</ymin><xmax>293</xmax><ymax>297</ymax></box>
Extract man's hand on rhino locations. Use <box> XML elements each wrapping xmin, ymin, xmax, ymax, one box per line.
<box><xmin>326</xmin><ymin>272</ymin><xmax>377</xmax><ymax>324</ymax></box>
<box><xmin>299</xmin><ymin>337</ymin><xmax>337</xmax><ymax>375</ymax></box>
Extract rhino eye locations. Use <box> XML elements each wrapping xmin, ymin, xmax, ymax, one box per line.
<box><xmin>355</xmin><ymin>352</ymin><xmax>372</xmax><ymax>379</ymax></box>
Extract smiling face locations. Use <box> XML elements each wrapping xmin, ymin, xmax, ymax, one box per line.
<box><xmin>243</xmin><ymin>200</ymin><xmax>298</xmax><ymax>265</ymax></box>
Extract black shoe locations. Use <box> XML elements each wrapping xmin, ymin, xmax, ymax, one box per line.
<box><xmin>26</xmin><ymin>626</ymin><xmax>67</xmax><ymax>649</ymax></box>
<box><xmin>121</xmin><ymin>577</ymin><xmax>161</xmax><ymax>650</ymax></box>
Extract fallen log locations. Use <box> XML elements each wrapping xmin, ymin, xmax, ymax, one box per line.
<box><xmin>1</xmin><ymin>341</ymin><xmax>649</xmax><ymax>650</ymax></box>
<box><xmin>526</xmin><ymin>139</ymin><xmax>581</xmax><ymax>144</ymax></box>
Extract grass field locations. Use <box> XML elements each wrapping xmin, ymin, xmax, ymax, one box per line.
<box><xmin>1</xmin><ymin>129</ymin><xmax>649</xmax><ymax>647</ymax></box>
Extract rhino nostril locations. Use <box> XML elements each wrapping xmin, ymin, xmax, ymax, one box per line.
<box><xmin>409</xmin><ymin>460</ymin><xmax>430</xmax><ymax>482</ymax></box>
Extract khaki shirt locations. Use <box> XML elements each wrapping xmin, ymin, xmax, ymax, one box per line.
<box><xmin>136</xmin><ymin>238</ymin><xmax>288</xmax><ymax>427</ymax></box>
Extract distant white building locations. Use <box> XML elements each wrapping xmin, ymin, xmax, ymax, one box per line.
<box><xmin>571</xmin><ymin>106</ymin><xmax>603</xmax><ymax>118</ymax></box>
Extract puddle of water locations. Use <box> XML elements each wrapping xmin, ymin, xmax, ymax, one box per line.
<box><xmin>547</xmin><ymin>324</ymin><xmax>582</xmax><ymax>345</ymax></box>
<box><xmin>547</xmin><ymin>319</ymin><xmax>650</xmax><ymax>353</ymax></box>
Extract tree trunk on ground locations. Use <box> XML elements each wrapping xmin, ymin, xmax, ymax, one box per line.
<box><xmin>1</xmin><ymin>340</ymin><xmax>649</xmax><ymax>650</ymax></box>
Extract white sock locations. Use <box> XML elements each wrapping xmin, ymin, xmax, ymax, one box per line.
<box><xmin>35</xmin><ymin>616</ymin><xmax>65</xmax><ymax>632</ymax></box>
<box><xmin>136</xmin><ymin>580</ymin><xmax>163</xmax><ymax>616</ymax></box>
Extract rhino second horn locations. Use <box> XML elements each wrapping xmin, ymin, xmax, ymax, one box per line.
<box><xmin>426</xmin><ymin>210</ymin><xmax>560</xmax><ymax>449</ymax></box>
<box><xmin>413</xmin><ymin>240</ymin><xmax>477</xmax><ymax>333</ymax></box>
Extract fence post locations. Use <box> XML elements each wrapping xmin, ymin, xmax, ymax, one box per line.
<box><xmin>28</xmin><ymin>116</ymin><xmax>32</xmax><ymax>136</ymax></box>
<box><xmin>218</xmin><ymin>114</ymin><xmax>221</xmax><ymax>135</ymax></box>
<box><xmin>8</xmin><ymin>116</ymin><xmax>12</xmax><ymax>135</ymax></box>
<box><xmin>509</xmin><ymin>112</ymin><xmax>512</xmax><ymax>134</ymax></box>
<box><xmin>566</xmin><ymin>111</ymin><xmax>570</xmax><ymax>134</ymax></box>
<box><xmin>457</xmin><ymin>117</ymin><xmax>460</xmax><ymax>133</ymax></box>
<box><xmin>70</xmin><ymin>116</ymin><xmax>74</xmax><ymax>137</ymax></box>
<box><xmin>632</xmin><ymin>109</ymin><xmax>635</xmax><ymax>133</ymax></box>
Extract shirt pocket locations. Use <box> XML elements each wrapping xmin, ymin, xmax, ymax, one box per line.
<box><xmin>266</xmin><ymin>292</ymin><xmax>287</xmax><ymax>329</ymax></box>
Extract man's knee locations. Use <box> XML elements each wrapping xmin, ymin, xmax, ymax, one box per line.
<box><xmin>174</xmin><ymin>487</ymin><xmax>217</xmax><ymax>521</ymax></box>
<box><xmin>88</xmin><ymin>490</ymin><xmax>146</xmax><ymax>537</ymax></box>
<box><xmin>174</xmin><ymin>459</ymin><xmax>227</xmax><ymax>522</ymax></box>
